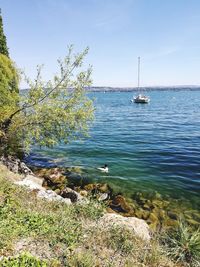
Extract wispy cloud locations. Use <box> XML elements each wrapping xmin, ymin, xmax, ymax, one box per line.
<box><xmin>92</xmin><ymin>0</ymin><xmax>134</xmax><ymax>30</ymax></box>
<box><xmin>145</xmin><ymin>46</ymin><xmax>181</xmax><ymax>60</ymax></box>
<box><xmin>94</xmin><ymin>16</ymin><xmax>120</xmax><ymax>28</ymax></box>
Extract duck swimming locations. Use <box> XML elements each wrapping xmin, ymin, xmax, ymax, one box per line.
<box><xmin>97</xmin><ymin>164</ymin><xmax>109</xmax><ymax>173</ymax></box>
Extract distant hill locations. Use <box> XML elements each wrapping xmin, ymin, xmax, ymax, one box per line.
<box><xmin>20</xmin><ymin>85</ymin><xmax>200</xmax><ymax>92</ymax></box>
<box><xmin>86</xmin><ymin>85</ymin><xmax>200</xmax><ymax>92</ymax></box>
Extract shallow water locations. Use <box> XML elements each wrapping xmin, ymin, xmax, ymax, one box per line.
<box><xmin>26</xmin><ymin>90</ymin><xmax>200</xmax><ymax>210</ymax></box>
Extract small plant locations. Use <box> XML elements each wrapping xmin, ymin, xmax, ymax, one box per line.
<box><xmin>107</xmin><ymin>226</ymin><xmax>135</xmax><ymax>255</ymax></box>
<box><xmin>73</xmin><ymin>199</ymin><xmax>105</xmax><ymax>220</ymax></box>
<box><xmin>164</xmin><ymin>221</ymin><xmax>200</xmax><ymax>266</ymax></box>
<box><xmin>67</xmin><ymin>251</ymin><xmax>95</xmax><ymax>267</ymax></box>
<box><xmin>0</xmin><ymin>253</ymin><xmax>48</xmax><ymax>267</ymax></box>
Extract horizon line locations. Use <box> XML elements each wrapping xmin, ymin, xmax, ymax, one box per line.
<box><xmin>19</xmin><ymin>84</ymin><xmax>200</xmax><ymax>90</ymax></box>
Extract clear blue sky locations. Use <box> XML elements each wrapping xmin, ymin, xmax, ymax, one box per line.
<box><xmin>1</xmin><ymin>0</ymin><xmax>200</xmax><ymax>87</ymax></box>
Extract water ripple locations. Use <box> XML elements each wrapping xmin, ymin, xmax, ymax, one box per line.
<box><xmin>28</xmin><ymin>90</ymin><xmax>200</xmax><ymax>209</ymax></box>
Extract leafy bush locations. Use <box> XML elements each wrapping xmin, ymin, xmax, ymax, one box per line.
<box><xmin>0</xmin><ymin>46</ymin><xmax>94</xmax><ymax>156</ymax></box>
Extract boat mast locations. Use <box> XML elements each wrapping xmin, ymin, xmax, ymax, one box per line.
<box><xmin>137</xmin><ymin>56</ymin><xmax>140</xmax><ymax>90</ymax></box>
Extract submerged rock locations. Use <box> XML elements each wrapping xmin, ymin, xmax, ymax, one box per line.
<box><xmin>14</xmin><ymin>163</ymin><xmax>200</xmax><ymax>230</ymax></box>
<box><xmin>34</xmin><ymin>167</ymin><xmax>67</xmax><ymax>190</ymax></box>
<box><xmin>98</xmin><ymin>193</ymin><xmax>109</xmax><ymax>201</ymax></box>
<box><xmin>98</xmin><ymin>183</ymin><xmax>111</xmax><ymax>193</ymax></box>
<box><xmin>60</xmin><ymin>187</ymin><xmax>86</xmax><ymax>203</ymax></box>
<box><xmin>167</xmin><ymin>211</ymin><xmax>179</xmax><ymax>220</ymax></box>
<box><xmin>143</xmin><ymin>203</ymin><xmax>152</xmax><ymax>210</ymax></box>
<box><xmin>61</xmin><ymin>190</ymin><xmax>78</xmax><ymax>202</ymax></box>
<box><xmin>84</xmin><ymin>183</ymin><xmax>97</xmax><ymax>191</ymax></box>
<box><xmin>141</xmin><ymin>210</ymin><xmax>150</xmax><ymax>220</ymax></box>
<box><xmin>66</xmin><ymin>166</ymin><xmax>83</xmax><ymax>174</ymax></box>
<box><xmin>148</xmin><ymin>212</ymin><xmax>159</xmax><ymax>224</ymax></box>
<box><xmin>83</xmin><ymin>183</ymin><xmax>112</xmax><ymax>202</ymax></box>
<box><xmin>130</xmin><ymin>190</ymin><xmax>199</xmax><ymax>230</ymax></box>
<box><xmin>151</xmin><ymin>199</ymin><xmax>165</xmax><ymax>209</ymax></box>
<box><xmin>135</xmin><ymin>208</ymin><xmax>145</xmax><ymax>219</ymax></box>
<box><xmin>79</xmin><ymin>190</ymin><xmax>88</xmax><ymax>197</ymax></box>
<box><xmin>109</xmin><ymin>195</ymin><xmax>135</xmax><ymax>215</ymax></box>
<box><xmin>84</xmin><ymin>183</ymin><xmax>112</xmax><ymax>194</ymax></box>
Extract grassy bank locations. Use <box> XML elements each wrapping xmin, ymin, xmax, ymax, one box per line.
<box><xmin>0</xmin><ymin>164</ymin><xmax>199</xmax><ymax>266</ymax></box>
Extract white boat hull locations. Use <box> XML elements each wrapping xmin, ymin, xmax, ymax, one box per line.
<box><xmin>132</xmin><ymin>94</ymin><xmax>150</xmax><ymax>103</ymax></box>
<box><xmin>134</xmin><ymin>98</ymin><xmax>150</xmax><ymax>103</ymax></box>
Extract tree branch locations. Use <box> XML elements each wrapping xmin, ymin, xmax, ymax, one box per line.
<box><xmin>5</xmin><ymin>60</ymin><xmax>78</xmax><ymax>126</ymax></box>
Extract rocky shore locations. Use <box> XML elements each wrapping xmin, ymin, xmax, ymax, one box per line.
<box><xmin>0</xmin><ymin>156</ymin><xmax>151</xmax><ymax>241</ymax></box>
<box><xmin>1</xmin><ymin>155</ymin><xmax>200</xmax><ymax>232</ymax></box>
<box><xmin>1</xmin><ymin>156</ymin><xmax>200</xmax><ymax>266</ymax></box>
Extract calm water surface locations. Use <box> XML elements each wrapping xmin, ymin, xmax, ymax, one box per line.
<box><xmin>27</xmin><ymin>90</ymin><xmax>200</xmax><ymax>209</ymax></box>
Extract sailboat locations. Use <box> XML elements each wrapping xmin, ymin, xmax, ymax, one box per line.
<box><xmin>131</xmin><ymin>57</ymin><xmax>150</xmax><ymax>103</ymax></box>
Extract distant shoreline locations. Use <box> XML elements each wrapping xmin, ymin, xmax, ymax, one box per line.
<box><xmin>20</xmin><ymin>86</ymin><xmax>200</xmax><ymax>92</ymax></box>
<box><xmin>86</xmin><ymin>86</ymin><xmax>200</xmax><ymax>92</ymax></box>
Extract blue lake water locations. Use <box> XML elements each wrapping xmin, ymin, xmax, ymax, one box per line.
<box><xmin>27</xmin><ymin>90</ymin><xmax>200</xmax><ymax>209</ymax></box>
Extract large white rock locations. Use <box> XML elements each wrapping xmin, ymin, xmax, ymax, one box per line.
<box><xmin>37</xmin><ymin>190</ymin><xmax>71</xmax><ymax>205</ymax></box>
<box><xmin>99</xmin><ymin>213</ymin><xmax>151</xmax><ymax>241</ymax></box>
<box><xmin>15</xmin><ymin>175</ymin><xmax>44</xmax><ymax>190</ymax></box>
<box><xmin>15</xmin><ymin>174</ymin><xmax>71</xmax><ymax>204</ymax></box>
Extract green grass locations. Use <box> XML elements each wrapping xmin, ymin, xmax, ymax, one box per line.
<box><xmin>0</xmin><ymin>167</ymin><xmax>104</xmax><ymax>265</ymax></box>
<box><xmin>0</xmin><ymin>253</ymin><xmax>49</xmax><ymax>267</ymax></box>
<box><xmin>0</xmin><ymin>180</ymin><xmax>80</xmax><ymax>251</ymax></box>
<box><xmin>67</xmin><ymin>251</ymin><xmax>95</xmax><ymax>267</ymax></box>
<box><xmin>164</xmin><ymin>221</ymin><xmax>200</xmax><ymax>266</ymax></box>
<box><xmin>107</xmin><ymin>226</ymin><xmax>136</xmax><ymax>254</ymax></box>
<box><xmin>81</xmin><ymin>225</ymin><xmax>175</xmax><ymax>267</ymax></box>
<box><xmin>0</xmin><ymin>164</ymin><xmax>200</xmax><ymax>267</ymax></box>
